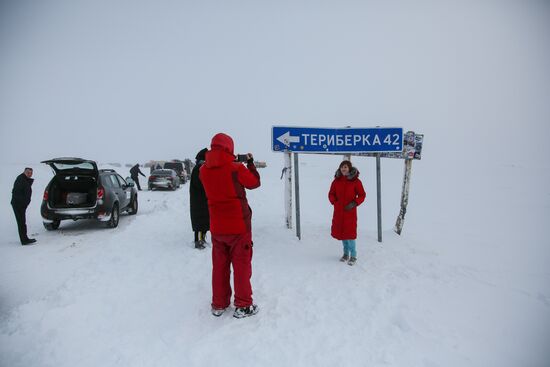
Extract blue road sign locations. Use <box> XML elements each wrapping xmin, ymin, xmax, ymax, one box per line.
<box><xmin>272</xmin><ymin>126</ymin><xmax>403</xmax><ymax>153</ymax></box>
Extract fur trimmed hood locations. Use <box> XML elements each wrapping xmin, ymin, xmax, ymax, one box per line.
<box><xmin>334</xmin><ymin>167</ymin><xmax>359</xmax><ymax>180</ymax></box>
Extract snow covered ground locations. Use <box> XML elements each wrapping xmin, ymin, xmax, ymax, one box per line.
<box><xmin>1</xmin><ymin>153</ymin><xmax>549</xmax><ymax>367</ymax></box>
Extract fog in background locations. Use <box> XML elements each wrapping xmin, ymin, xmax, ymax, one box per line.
<box><xmin>1</xmin><ymin>0</ymin><xmax>549</xmax><ymax>167</ymax></box>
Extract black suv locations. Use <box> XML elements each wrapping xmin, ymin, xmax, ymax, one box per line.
<box><xmin>40</xmin><ymin>158</ymin><xmax>138</xmax><ymax>229</ymax></box>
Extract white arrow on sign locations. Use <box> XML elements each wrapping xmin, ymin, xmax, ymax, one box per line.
<box><xmin>276</xmin><ymin>131</ymin><xmax>300</xmax><ymax>147</ymax></box>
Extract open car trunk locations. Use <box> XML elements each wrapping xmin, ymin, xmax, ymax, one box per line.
<box><xmin>48</xmin><ymin>174</ymin><xmax>98</xmax><ymax>208</ymax></box>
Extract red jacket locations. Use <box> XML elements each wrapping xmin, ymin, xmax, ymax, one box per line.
<box><xmin>328</xmin><ymin>168</ymin><xmax>366</xmax><ymax>240</ymax></box>
<box><xmin>200</xmin><ymin>137</ymin><xmax>260</xmax><ymax>235</ymax></box>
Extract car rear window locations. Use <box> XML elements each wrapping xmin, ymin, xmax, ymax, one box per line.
<box><xmin>164</xmin><ymin>163</ymin><xmax>183</xmax><ymax>170</ymax></box>
<box><xmin>151</xmin><ymin>170</ymin><xmax>172</xmax><ymax>176</ymax></box>
<box><xmin>52</xmin><ymin>162</ymin><xmax>95</xmax><ymax>171</ymax></box>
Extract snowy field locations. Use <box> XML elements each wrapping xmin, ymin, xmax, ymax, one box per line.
<box><xmin>1</xmin><ymin>153</ymin><xmax>549</xmax><ymax>367</ymax></box>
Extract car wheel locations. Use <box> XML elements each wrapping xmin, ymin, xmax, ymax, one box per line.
<box><xmin>128</xmin><ymin>195</ymin><xmax>138</xmax><ymax>215</ymax></box>
<box><xmin>43</xmin><ymin>219</ymin><xmax>61</xmax><ymax>231</ymax></box>
<box><xmin>107</xmin><ymin>203</ymin><xmax>119</xmax><ymax>228</ymax></box>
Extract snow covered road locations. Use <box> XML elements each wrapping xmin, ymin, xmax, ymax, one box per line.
<box><xmin>1</xmin><ymin>160</ymin><xmax>549</xmax><ymax>367</ymax></box>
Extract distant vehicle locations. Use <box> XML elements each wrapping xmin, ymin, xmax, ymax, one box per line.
<box><xmin>183</xmin><ymin>158</ymin><xmax>194</xmax><ymax>177</ymax></box>
<box><xmin>148</xmin><ymin>169</ymin><xmax>181</xmax><ymax>191</ymax></box>
<box><xmin>163</xmin><ymin>161</ymin><xmax>188</xmax><ymax>184</ymax></box>
<box><xmin>40</xmin><ymin>158</ymin><xmax>138</xmax><ymax>230</ymax></box>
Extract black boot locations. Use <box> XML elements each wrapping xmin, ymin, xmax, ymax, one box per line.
<box><xmin>22</xmin><ymin>238</ymin><xmax>37</xmax><ymax>245</ymax></box>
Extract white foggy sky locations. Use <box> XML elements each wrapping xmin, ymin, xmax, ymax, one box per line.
<box><xmin>0</xmin><ymin>0</ymin><xmax>549</xmax><ymax>165</ymax></box>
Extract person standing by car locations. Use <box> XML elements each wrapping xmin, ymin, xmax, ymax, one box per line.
<box><xmin>130</xmin><ymin>164</ymin><xmax>146</xmax><ymax>191</ymax></box>
<box><xmin>11</xmin><ymin>167</ymin><xmax>36</xmax><ymax>245</ymax></box>
<box><xmin>190</xmin><ymin>148</ymin><xmax>209</xmax><ymax>250</ymax></box>
<box><xmin>328</xmin><ymin>160</ymin><xmax>366</xmax><ymax>266</ymax></box>
<box><xmin>200</xmin><ymin>133</ymin><xmax>261</xmax><ymax>318</ymax></box>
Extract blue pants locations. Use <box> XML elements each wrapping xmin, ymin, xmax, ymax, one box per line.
<box><xmin>342</xmin><ymin>240</ymin><xmax>356</xmax><ymax>258</ymax></box>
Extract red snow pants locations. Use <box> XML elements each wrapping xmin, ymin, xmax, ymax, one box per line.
<box><xmin>211</xmin><ymin>231</ymin><xmax>254</xmax><ymax>309</ymax></box>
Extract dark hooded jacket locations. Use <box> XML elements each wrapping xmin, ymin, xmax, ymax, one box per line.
<box><xmin>190</xmin><ymin>148</ymin><xmax>210</xmax><ymax>232</ymax></box>
<box><xmin>11</xmin><ymin>173</ymin><xmax>34</xmax><ymax>208</ymax></box>
<box><xmin>328</xmin><ymin>167</ymin><xmax>366</xmax><ymax>240</ymax></box>
<box><xmin>199</xmin><ymin>133</ymin><xmax>260</xmax><ymax>235</ymax></box>
<box><xmin>130</xmin><ymin>164</ymin><xmax>145</xmax><ymax>178</ymax></box>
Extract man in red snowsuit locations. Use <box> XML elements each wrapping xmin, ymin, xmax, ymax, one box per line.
<box><xmin>199</xmin><ymin>133</ymin><xmax>261</xmax><ymax>318</ymax></box>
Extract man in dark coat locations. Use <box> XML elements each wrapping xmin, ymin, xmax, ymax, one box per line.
<box><xmin>11</xmin><ymin>167</ymin><xmax>36</xmax><ymax>245</ymax></box>
<box><xmin>190</xmin><ymin>148</ymin><xmax>210</xmax><ymax>250</ymax></box>
<box><xmin>130</xmin><ymin>164</ymin><xmax>146</xmax><ymax>191</ymax></box>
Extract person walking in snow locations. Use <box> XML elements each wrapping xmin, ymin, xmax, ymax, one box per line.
<box><xmin>200</xmin><ymin>133</ymin><xmax>261</xmax><ymax>318</ymax></box>
<box><xmin>189</xmin><ymin>148</ymin><xmax>209</xmax><ymax>250</ymax></box>
<box><xmin>328</xmin><ymin>160</ymin><xmax>366</xmax><ymax>266</ymax></box>
<box><xmin>11</xmin><ymin>167</ymin><xmax>36</xmax><ymax>245</ymax></box>
<box><xmin>130</xmin><ymin>164</ymin><xmax>146</xmax><ymax>191</ymax></box>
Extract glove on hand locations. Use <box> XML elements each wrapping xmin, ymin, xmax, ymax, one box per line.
<box><xmin>344</xmin><ymin>201</ymin><xmax>357</xmax><ymax>211</ymax></box>
<box><xmin>247</xmin><ymin>154</ymin><xmax>254</xmax><ymax>165</ymax></box>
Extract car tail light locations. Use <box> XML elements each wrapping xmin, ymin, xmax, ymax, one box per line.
<box><xmin>149</xmin><ymin>176</ymin><xmax>156</xmax><ymax>181</ymax></box>
<box><xmin>43</xmin><ymin>190</ymin><xmax>49</xmax><ymax>201</ymax></box>
<box><xmin>97</xmin><ymin>187</ymin><xmax>105</xmax><ymax>199</ymax></box>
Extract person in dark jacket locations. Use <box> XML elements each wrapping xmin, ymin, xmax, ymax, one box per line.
<box><xmin>328</xmin><ymin>160</ymin><xmax>366</xmax><ymax>266</ymax></box>
<box><xmin>130</xmin><ymin>164</ymin><xmax>146</xmax><ymax>191</ymax></box>
<box><xmin>11</xmin><ymin>167</ymin><xmax>36</xmax><ymax>245</ymax></box>
<box><xmin>200</xmin><ymin>133</ymin><xmax>261</xmax><ymax>318</ymax></box>
<box><xmin>190</xmin><ymin>148</ymin><xmax>210</xmax><ymax>250</ymax></box>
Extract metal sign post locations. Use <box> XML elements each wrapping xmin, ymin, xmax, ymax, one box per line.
<box><xmin>293</xmin><ymin>153</ymin><xmax>301</xmax><ymax>240</ymax></box>
<box><xmin>283</xmin><ymin>152</ymin><xmax>292</xmax><ymax>229</ymax></box>
<box><xmin>359</xmin><ymin>131</ymin><xmax>423</xmax><ymax>235</ymax></box>
<box><xmin>376</xmin><ymin>154</ymin><xmax>382</xmax><ymax>242</ymax></box>
<box><xmin>394</xmin><ymin>158</ymin><xmax>412</xmax><ymax>235</ymax></box>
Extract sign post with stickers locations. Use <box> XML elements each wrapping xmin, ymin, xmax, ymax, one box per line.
<box><xmin>272</xmin><ymin>126</ymin><xmax>423</xmax><ymax>242</ymax></box>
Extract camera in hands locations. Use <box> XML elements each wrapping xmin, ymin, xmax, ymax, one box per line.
<box><xmin>236</xmin><ymin>154</ymin><xmax>249</xmax><ymax>163</ymax></box>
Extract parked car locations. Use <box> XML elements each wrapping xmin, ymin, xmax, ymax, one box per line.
<box><xmin>163</xmin><ymin>161</ymin><xmax>187</xmax><ymax>184</ymax></box>
<box><xmin>148</xmin><ymin>169</ymin><xmax>181</xmax><ymax>190</ymax></box>
<box><xmin>40</xmin><ymin>158</ymin><xmax>138</xmax><ymax>230</ymax></box>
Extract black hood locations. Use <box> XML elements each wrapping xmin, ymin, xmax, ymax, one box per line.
<box><xmin>195</xmin><ymin>148</ymin><xmax>208</xmax><ymax>162</ymax></box>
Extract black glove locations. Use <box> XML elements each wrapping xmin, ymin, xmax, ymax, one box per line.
<box><xmin>344</xmin><ymin>201</ymin><xmax>357</xmax><ymax>211</ymax></box>
<box><xmin>246</xmin><ymin>154</ymin><xmax>254</xmax><ymax>165</ymax></box>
